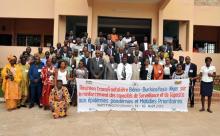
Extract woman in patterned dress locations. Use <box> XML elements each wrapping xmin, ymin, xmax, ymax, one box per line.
<box><xmin>49</xmin><ymin>80</ymin><xmax>71</xmax><ymax>119</ymax></box>
<box><xmin>41</xmin><ymin>58</ymin><xmax>56</xmax><ymax>110</ymax></box>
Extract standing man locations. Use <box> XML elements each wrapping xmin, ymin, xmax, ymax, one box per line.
<box><xmin>104</xmin><ymin>56</ymin><xmax>118</xmax><ymax>80</ymax></box>
<box><xmin>140</xmin><ymin>36</ymin><xmax>149</xmax><ymax>52</ymax></box>
<box><xmin>85</xmin><ymin>38</ymin><xmax>95</xmax><ymax>57</ymax></box>
<box><xmin>81</xmin><ymin>51</ymin><xmax>91</xmax><ymax>78</ymax></box>
<box><xmin>110</xmin><ymin>27</ymin><xmax>119</xmax><ymax>42</ymax></box>
<box><xmin>41</xmin><ymin>51</ymin><xmax>50</xmax><ymax>66</ymax></box>
<box><xmin>115</xmin><ymin>35</ymin><xmax>126</xmax><ymax>49</ymax></box>
<box><xmin>37</xmin><ymin>47</ymin><xmax>45</xmax><ymax>59</ymax></box>
<box><xmin>29</xmin><ymin>55</ymin><xmax>44</xmax><ymax>108</ymax></box>
<box><xmin>89</xmin><ymin>50</ymin><xmax>105</xmax><ymax>79</ymax></box>
<box><xmin>117</xmin><ymin>56</ymin><xmax>132</xmax><ymax>80</ymax></box>
<box><xmin>18</xmin><ymin>56</ymin><xmax>30</xmax><ymax>107</ymax></box>
<box><xmin>183</xmin><ymin>56</ymin><xmax>197</xmax><ymax>108</ymax></box>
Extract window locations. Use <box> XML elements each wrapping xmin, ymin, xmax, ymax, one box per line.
<box><xmin>44</xmin><ymin>35</ymin><xmax>53</xmax><ymax>47</ymax></box>
<box><xmin>17</xmin><ymin>34</ymin><xmax>41</xmax><ymax>47</ymax></box>
<box><xmin>0</xmin><ymin>34</ymin><xmax>12</xmax><ymax>46</ymax></box>
<box><xmin>204</xmin><ymin>43</ymin><xmax>215</xmax><ymax>53</ymax></box>
<box><xmin>98</xmin><ymin>16</ymin><xmax>151</xmax><ymax>43</ymax></box>
<box><xmin>193</xmin><ymin>41</ymin><xmax>216</xmax><ymax>53</ymax></box>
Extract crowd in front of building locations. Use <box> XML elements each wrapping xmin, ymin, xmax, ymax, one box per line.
<box><xmin>1</xmin><ymin>28</ymin><xmax>216</xmax><ymax>119</ymax></box>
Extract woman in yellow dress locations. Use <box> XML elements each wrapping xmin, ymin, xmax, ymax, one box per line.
<box><xmin>49</xmin><ymin>80</ymin><xmax>71</xmax><ymax>119</ymax></box>
<box><xmin>1</xmin><ymin>55</ymin><xmax>22</xmax><ymax>110</ymax></box>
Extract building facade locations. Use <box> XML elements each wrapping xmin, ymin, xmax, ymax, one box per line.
<box><xmin>0</xmin><ymin>0</ymin><xmax>219</xmax><ymax>73</ymax></box>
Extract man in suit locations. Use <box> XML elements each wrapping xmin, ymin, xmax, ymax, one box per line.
<box><xmin>159</xmin><ymin>40</ymin><xmax>172</xmax><ymax>53</ymax></box>
<box><xmin>60</xmin><ymin>40</ymin><xmax>72</xmax><ymax>54</ymax></box>
<box><xmin>104</xmin><ymin>42</ymin><xmax>116</xmax><ymax>57</ymax></box>
<box><xmin>140</xmin><ymin>36</ymin><xmax>149</xmax><ymax>52</ymax></box>
<box><xmin>183</xmin><ymin>56</ymin><xmax>197</xmax><ymax>108</ymax></box>
<box><xmin>169</xmin><ymin>52</ymin><xmax>178</xmax><ymax>66</ymax></box>
<box><xmin>114</xmin><ymin>47</ymin><xmax>124</xmax><ymax>64</ymax></box>
<box><xmin>143</xmin><ymin>45</ymin><xmax>156</xmax><ymax>65</ymax></box>
<box><xmin>55</xmin><ymin>42</ymin><xmax>62</xmax><ymax>54</ymax></box>
<box><xmin>81</xmin><ymin>51</ymin><xmax>91</xmax><ymax>78</ymax></box>
<box><xmin>104</xmin><ymin>56</ymin><xmax>118</xmax><ymax>80</ymax></box>
<box><xmin>89</xmin><ymin>50</ymin><xmax>105</xmax><ymax>79</ymax></box>
<box><xmin>81</xmin><ymin>51</ymin><xmax>91</xmax><ymax>70</ymax></box>
<box><xmin>85</xmin><ymin>38</ymin><xmax>95</xmax><ymax>57</ymax></box>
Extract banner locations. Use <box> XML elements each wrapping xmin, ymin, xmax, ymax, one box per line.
<box><xmin>77</xmin><ymin>79</ymin><xmax>189</xmax><ymax>112</ymax></box>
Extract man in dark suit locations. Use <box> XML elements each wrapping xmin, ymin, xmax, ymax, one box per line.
<box><xmin>140</xmin><ymin>36</ymin><xmax>149</xmax><ymax>52</ymax></box>
<box><xmin>60</xmin><ymin>40</ymin><xmax>72</xmax><ymax>54</ymax></box>
<box><xmin>159</xmin><ymin>40</ymin><xmax>172</xmax><ymax>53</ymax></box>
<box><xmin>183</xmin><ymin>56</ymin><xmax>197</xmax><ymax>108</ymax></box>
<box><xmin>114</xmin><ymin>48</ymin><xmax>124</xmax><ymax>64</ymax></box>
<box><xmin>143</xmin><ymin>46</ymin><xmax>156</xmax><ymax>65</ymax></box>
<box><xmin>169</xmin><ymin>52</ymin><xmax>178</xmax><ymax>66</ymax></box>
<box><xmin>81</xmin><ymin>51</ymin><xmax>91</xmax><ymax>78</ymax></box>
<box><xmin>85</xmin><ymin>38</ymin><xmax>95</xmax><ymax>57</ymax></box>
<box><xmin>104</xmin><ymin>42</ymin><xmax>116</xmax><ymax>57</ymax></box>
<box><xmin>89</xmin><ymin>50</ymin><xmax>105</xmax><ymax>79</ymax></box>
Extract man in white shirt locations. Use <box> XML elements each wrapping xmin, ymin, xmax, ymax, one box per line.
<box><xmin>122</xmin><ymin>32</ymin><xmax>131</xmax><ymax>44</ymax></box>
<box><xmin>117</xmin><ymin>56</ymin><xmax>132</xmax><ymax>80</ymax></box>
<box><xmin>115</xmin><ymin>35</ymin><xmax>126</xmax><ymax>49</ymax></box>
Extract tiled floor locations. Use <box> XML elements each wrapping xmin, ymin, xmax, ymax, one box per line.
<box><xmin>0</xmin><ymin>103</ymin><xmax>220</xmax><ymax>136</ymax></box>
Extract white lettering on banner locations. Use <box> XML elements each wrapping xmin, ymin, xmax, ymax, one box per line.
<box><xmin>76</xmin><ymin>79</ymin><xmax>189</xmax><ymax>112</ymax></box>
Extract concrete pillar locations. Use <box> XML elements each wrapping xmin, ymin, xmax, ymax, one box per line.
<box><xmin>87</xmin><ymin>6</ymin><xmax>93</xmax><ymax>38</ymax></box>
<box><xmin>179</xmin><ymin>21</ymin><xmax>187</xmax><ymax>51</ymax></box>
<box><xmin>53</xmin><ymin>15</ymin><xmax>59</xmax><ymax>46</ymax></box>
<box><xmin>187</xmin><ymin>20</ymin><xmax>194</xmax><ymax>52</ymax></box>
<box><xmin>58</xmin><ymin>15</ymin><xmax>66</xmax><ymax>44</ymax></box>
<box><xmin>158</xmin><ymin>10</ymin><xmax>164</xmax><ymax>46</ymax></box>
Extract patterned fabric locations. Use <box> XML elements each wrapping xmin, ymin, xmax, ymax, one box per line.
<box><xmin>49</xmin><ymin>86</ymin><xmax>71</xmax><ymax>119</ymax></box>
<box><xmin>41</xmin><ymin>66</ymin><xmax>55</xmax><ymax>107</ymax></box>
<box><xmin>1</xmin><ymin>64</ymin><xmax>22</xmax><ymax>110</ymax></box>
<box><xmin>18</xmin><ymin>63</ymin><xmax>30</xmax><ymax>105</ymax></box>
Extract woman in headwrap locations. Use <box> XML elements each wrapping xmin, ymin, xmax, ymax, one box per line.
<box><xmin>1</xmin><ymin>55</ymin><xmax>22</xmax><ymax>110</ymax></box>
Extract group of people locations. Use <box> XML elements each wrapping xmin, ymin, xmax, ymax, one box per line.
<box><xmin>1</xmin><ymin>28</ymin><xmax>217</xmax><ymax>119</ymax></box>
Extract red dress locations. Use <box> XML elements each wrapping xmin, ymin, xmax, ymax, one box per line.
<box><xmin>41</xmin><ymin>66</ymin><xmax>55</xmax><ymax>107</ymax></box>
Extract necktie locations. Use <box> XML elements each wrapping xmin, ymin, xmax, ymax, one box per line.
<box><xmin>86</xmin><ymin>58</ymin><xmax>88</xmax><ymax>65</ymax></box>
<box><xmin>96</xmin><ymin>58</ymin><xmax>99</xmax><ymax>66</ymax></box>
<box><xmin>88</xmin><ymin>44</ymin><xmax>91</xmax><ymax>51</ymax></box>
<box><xmin>122</xmin><ymin>64</ymin><xmax>126</xmax><ymax>80</ymax></box>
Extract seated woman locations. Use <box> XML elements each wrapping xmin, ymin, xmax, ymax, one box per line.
<box><xmin>49</xmin><ymin>80</ymin><xmax>71</xmax><ymax>119</ymax></box>
<box><xmin>172</xmin><ymin>64</ymin><xmax>188</xmax><ymax>79</ymax></box>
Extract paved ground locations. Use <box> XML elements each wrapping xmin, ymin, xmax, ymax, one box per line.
<box><xmin>0</xmin><ymin>103</ymin><xmax>220</xmax><ymax>136</ymax></box>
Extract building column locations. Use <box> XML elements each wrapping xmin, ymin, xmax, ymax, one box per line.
<box><xmin>179</xmin><ymin>21</ymin><xmax>187</xmax><ymax>51</ymax></box>
<box><xmin>187</xmin><ymin>20</ymin><xmax>194</xmax><ymax>52</ymax></box>
<box><xmin>58</xmin><ymin>16</ymin><xmax>66</xmax><ymax>44</ymax></box>
<box><xmin>87</xmin><ymin>6</ymin><xmax>93</xmax><ymax>38</ymax></box>
<box><xmin>53</xmin><ymin>15</ymin><xmax>59</xmax><ymax>46</ymax></box>
<box><xmin>158</xmin><ymin>10</ymin><xmax>164</xmax><ymax>46</ymax></box>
